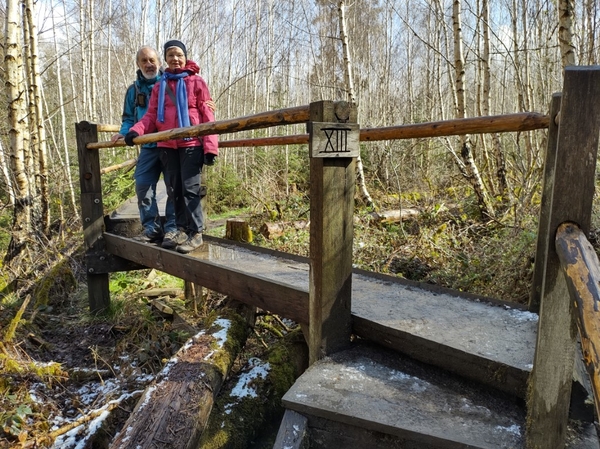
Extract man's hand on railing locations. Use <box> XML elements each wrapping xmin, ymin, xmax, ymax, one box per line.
<box><xmin>111</xmin><ymin>133</ymin><xmax>124</xmax><ymax>143</ymax></box>
<box><xmin>124</xmin><ymin>131</ymin><xmax>139</xmax><ymax>146</ymax></box>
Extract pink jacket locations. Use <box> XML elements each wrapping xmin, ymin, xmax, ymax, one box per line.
<box><xmin>130</xmin><ymin>60</ymin><xmax>218</xmax><ymax>155</ymax></box>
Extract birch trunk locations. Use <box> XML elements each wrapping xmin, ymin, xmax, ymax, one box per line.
<box><xmin>51</xmin><ymin>2</ymin><xmax>79</xmax><ymax>222</ymax></box>
<box><xmin>452</xmin><ymin>0</ymin><xmax>493</xmax><ymax>219</ymax></box>
<box><xmin>0</xmin><ymin>141</ymin><xmax>15</xmax><ymax>206</ymax></box>
<box><xmin>4</xmin><ymin>0</ymin><xmax>31</xmax><ymax>264</ymax></box>
<box><xmin>24</xmin><ymin>0</ymin><xmax>50</xmax><ymax>234</ymax></box>
<box><xmin>481</xmin><ymin>0</ymin><xmax>508</xmax><ymax>199</ymax></box>
<box><xmin>558</xmin><ymin>0</ymin><xmax>576</xmax><ymax>67</ymax></box>
<box><xmin>88</xmin><ymin>0</ymin><xmax>97</xmax><ymax>120</ymax></box>
<box><xmin>338</xmin><ymin>0</ymin><xmax>374</xmax><ymax>209</ymax></box>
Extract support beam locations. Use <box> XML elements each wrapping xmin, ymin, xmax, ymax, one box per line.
<box><xmin>76</xmin><ymin>121</ymin><xmax>110</xmax><ymax>313</ymax></box>
<box><xmin>529</xmin><ymin>93</ymin><xmax>561</xmax><ymax>313</ymax></box>
<box><xmin>308</xmin><ymin>101</ymin><xmax>357</xmax><ymax>364</ymax></box>
<box><xmin>526</xmin><ymin>66</ymin><xmax>600</xmax><ymax>449</ymax></box>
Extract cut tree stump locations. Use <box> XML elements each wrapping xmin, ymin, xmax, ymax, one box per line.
<box><xmin>226</xmin><ymin>219</ymin><xmax>253</xmax><ymax>242</ymax></box>
<box><xmin>109</xmin><ymin>309</ymin><xmax>253</xmax><ymax>449</ymax></box>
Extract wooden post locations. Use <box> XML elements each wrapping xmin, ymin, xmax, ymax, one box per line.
<box><xmin>76</xmin><ymin>121</ymin><xmax>110</xmax><ymax>313</ymax></box>
<box><xmin>308</xmin><ymin>100</ymin><xmax>358</xmax><ymax>365</ymax></box>
<box><xmin>526</xmin><ymin>67</ymin><xmax>600</xmax><ymax>449</ymax></box>
<box><xmin>529</xmin><ymin>93</ymin><xmax>561</xmax><ymax>313</ymax></box>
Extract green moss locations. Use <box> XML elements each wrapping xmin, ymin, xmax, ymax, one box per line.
<box><xmin>207</xmin><ymin>311</ymin><xmax>250</xmax><ymax>376</ymax></box>
<box><xmin>32</xmin><ymin>258</ymin><xmax>76</xmax><ymax>308</ymax></box>
<box><xmin>199</xmin><ymin>330</ymin><xmax>307</xmax><ymax>449</ymax></box>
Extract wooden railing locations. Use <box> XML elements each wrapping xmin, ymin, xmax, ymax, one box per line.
<box><xmin>77</xmin><ymin>67</ymin><xmax>600</xmax><ymax>449</ymax></box>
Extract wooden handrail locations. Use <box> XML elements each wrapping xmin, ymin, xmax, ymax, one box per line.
<box><xmin>100</xmin><ymin>158</ymin><xmax>137</xmax><ymax>175</ymax></box>
<box><xmin>555</xmin><ymin>222</ymin><xmax>600</xmax><ymax>415</ymax></box>
<box><xmin>88</xmin><ymin>110</ymin><xmax>549</xmax><ymax>151</ymax></box>
<box><xmin>219</xmin><ymin>112</ymin><xmax>550</xmax><ymax>148</ymax></box>
<box><xmin>359</xmin><ymin>112</ymin><xmax>549</xmax><ymax>141</ymax></box>
<box><xmin>96</xmin><ymin>124</ymin><xmax>120</xmax><ymax>133</ymax></box>
<box><xmin>87</xmin><ymin>105</ymin><xmax>311</xmax><ymax>150</ymax></box>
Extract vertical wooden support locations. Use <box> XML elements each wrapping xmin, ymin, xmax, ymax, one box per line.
<box><xmin>526</xmin><ymin>67</ymin><xmax>600</xmax><ymax>449</ymax></box>
<box><xmin>308</xmin><ymin>100</ymin><xmax>358</xmax><ymax>365</ymax></box>
<box><xmin>529</xmin><ymin>93</ymin><xmax>561</xmax><ymax>313</ymax></box>
<box><xmin>76</xmin><ymin>121</ymin><xmax>110</xmax><ymax>313</ymax></box>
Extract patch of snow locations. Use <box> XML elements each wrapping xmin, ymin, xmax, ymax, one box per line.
<box><xmin>496</xmin><ymin>424</ymin><xmax>521</xmax><ymax>436</ymax></box>
<box><xmin>136</xmin><ymin>385</ymin><xmax>157</xmax><ymax>412</ymax></box>
<box><xmin>507</xmin><ymin>308</ymin><xmax>538</xmax><ymax>323</ymax></box>
<box><xmin>52</xmin><ymin>392</ymin><xmax>136</xmax><ymax>449</ymax></box>
<box><xmin>230</xmin><ymin>358</ymin><xmax>271</xmax><ymax>399</ymax></box>
<box><xmin>212</xmin><ymin>318</ymin><xmax>231</xmax><ymax>348</ymax></box>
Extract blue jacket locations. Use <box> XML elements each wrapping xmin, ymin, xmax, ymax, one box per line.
<box><xmin>119</xmin><ymin>69</ymin><xmax>162</xmax><ymax>148</ymax></box>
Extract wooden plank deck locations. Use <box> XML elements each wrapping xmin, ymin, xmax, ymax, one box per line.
<box><xmin>103</xmin><ymin>233</ymin><xmax>536</xmax><ymax>397</ymax></box>
<box><xmin>281</xmin><ymin>342</ymin><xmax>599</xmax><ymax>449</ymax></box>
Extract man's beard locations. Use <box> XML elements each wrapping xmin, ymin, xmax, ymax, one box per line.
<box><xmin>141</xmin><ymin>69</ymin><xmax>158</xmax><ymax>79</ymax></box>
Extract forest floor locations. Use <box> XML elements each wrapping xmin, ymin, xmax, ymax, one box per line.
<box><xmin>0</xmin><ymin>237</ymin><xmax>295</xmax><ymax>449</ymax></box>
<box><xmin>0</xmin><ymin>195</ymin><xmax>576</xmax><ymax>448</ymax></box>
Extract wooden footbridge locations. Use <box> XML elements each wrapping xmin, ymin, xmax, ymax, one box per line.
<box><xmin>77</xmin><ymin>66</ymin><xmax>600</xmax><ymax>448</ymax></box>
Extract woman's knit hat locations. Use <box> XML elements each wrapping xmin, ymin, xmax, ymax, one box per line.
<box><xmin>163</xmin><ymin>40</ymin><xmax>187</xmax><ymax>59</ymax></box>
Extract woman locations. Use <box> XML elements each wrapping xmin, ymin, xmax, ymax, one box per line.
<box><xmin>125</xmin><ymin>40</ymin><xmax>218</xmax><ymax>254</ymax></box>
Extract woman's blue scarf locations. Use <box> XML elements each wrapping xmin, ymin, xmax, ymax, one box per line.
<box><xmin>158</xmin><ymin>71</ymin><xmax>190</xmax><ymax>128</ymax></box>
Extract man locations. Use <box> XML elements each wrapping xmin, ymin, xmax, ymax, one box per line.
<box><xmin>112</xmin><ymin>46</ymin><xmax>175</xmax><ymax>245</ymax></box>
<box><xmin>112</xmin><ymin>47</ymin><xmax>215</xmax><ymax>249</ymax></box>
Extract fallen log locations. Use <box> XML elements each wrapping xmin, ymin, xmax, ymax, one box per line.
<box><xmin>259</xmin><ymin>221</ymin><xmax>309</xmax><ymax>239</ymax></box>
<box><xmin>198</xmin><ymin>329</ymin><xmax>309</xmax><ymax>448</ymax></box>
<box><xmin>109</xmin><ymin>309</ymin><xmax>254</xmax><ymax>449</ymax></box>
<box><xmin>370</xmin><ymin>208</ymin><xmax>420</xmax><ymax>223</ymax></box>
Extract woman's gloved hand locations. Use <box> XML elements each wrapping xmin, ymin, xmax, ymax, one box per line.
<box><xmin>124</xmin><ymin>131</ymin><xmax>139</xmax><ymax>146</ymax></box>
<box><xmin>204</xmin><ymin>153</ymin><xmax>217</xmax><ymax>166</ymax></box>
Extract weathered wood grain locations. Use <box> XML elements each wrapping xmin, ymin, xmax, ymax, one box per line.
<box><xmin>88</xmin><ymin>105</ymin><xmax>311</xmax><ymax>150</ymax></box>
<box><xmin>555</xmin><ymin>223</ymin><xmax>600</xmax><ymax>416</ymax></box>
<box><xmin>76</xmin><ymin>121</ymin><xmax>109</xmax><ymax>312</ymax></box>
<box><xmin>529</xmin><ymin>94</ymin><xmax>561</xmax><ymax>313</ymax></box>
<box><xmin>526</xmin><ymin>67</ymin><xmax>600</xmax><ymax>449</ymax></box>
<box><xmin>103</xmin><ymin>233</ymin><xmax>309</xmax><ymax>324</ymax></box>
<box><xmin>308</xmin><ymin>101</ymin><xmax>356</xmax><ymax>364</ymax></box>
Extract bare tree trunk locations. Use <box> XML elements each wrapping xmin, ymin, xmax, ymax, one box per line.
<box><xmin>51</xmin><ymin>2</ymin><xmax>79</xmax><ymax>223</ymax></box>
<box><xmin>481</xmin><ymin>0</ymin><xmax>508</xmax><ymax>199</ymax></box>
<box><xmin>0</xmin><ymin>141</ymin><xmax>15</xmax><ymax>206</ymax></box>
<box><xmin>24</xmin><ymin>0</ymin><xmax>50</xmax><ymax>235</ymax></box>
<box><xmin>558</xmin><ymin>0</ymin><xmax>577</xmax><ymax>67</ymax></box>
<box><xmin>88</xmin><ymin>0</ymin><xmax>97</xmax><ymax>120</ymax></box>
<box><xmin>338</xmin><ymin>0</ymin><xmax>374</xmax><ymax>208</ymax></box>
<box><xmin>4</xmin><ymin>0</ymin><xmax>32</xmax><ymax>265</ymax></box>
<box><xmin>452</xmin><ymin>0</ymin><xmax>493</xmax><ymax>219</ymax></box>
<box><xmin>62</xmin><ymin>0</ymin><xmax>80</xmax><ymax>123</ymax></box>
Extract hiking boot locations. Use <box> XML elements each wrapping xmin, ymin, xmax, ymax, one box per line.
<box><xmin>133</xmin><ymin>229</ymin><xmax>163</xmax><ymax>244</ymax></box>
<box><xmin>176</xmin><ymin>232</ymin><xmax>203</xmax><ymax>254</ymax></box>
<box><xmin>161</xmin><ymin>229</ymin><xmax>188</xmax><ymax>249</ymax></box>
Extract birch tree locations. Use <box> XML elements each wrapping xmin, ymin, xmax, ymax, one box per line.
<box><xmin>452</xmin><ymin>0</ymin><xmax>493</xmax><ymax>219</ymax></box>
<box><xmin>558</xmin><ymin>0</ymin><xmax>577</xmax><ymax>67</ymax></box>
<box><xmin>24</xmin><ymin>0</ymin><xmax>50</xmax><ymax>235</ymax></box>
<box><xmin>338</xmin><ymin>0</ymin><xmax>374</xmax><ymax>208</ymax></box>
<box><xmin>480</xmin><ymin>0</ymin><xmax>508</xmax><ymax>200</ymax></box>
<box><xmin>4</xmin><ymin>0</ymin><xmax>31</xmax><ymax>264</ymax></box>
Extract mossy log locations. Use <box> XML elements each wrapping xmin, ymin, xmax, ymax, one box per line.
<box><xmin>197</xmin><ymin>329</ymin><xmax>309</xmax><ymax>449</ymax></box>
<box><xmin>259</xmin><ymin>221</ymin><xmax>309</xmax><ymax>239</ymax></box>
<box><xmin>109</xmin><ymin>309</ymin><xmax>254</xmax><ymax>449</ymax></box>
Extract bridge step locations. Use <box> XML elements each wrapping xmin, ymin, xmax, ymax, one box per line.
<box><xmin>279</xmin><ymin>342</ymin><xmax>599</xmax><ymax>449</ymax></box>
